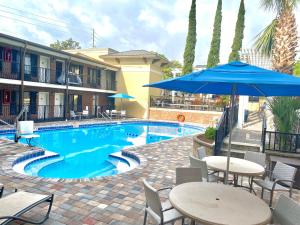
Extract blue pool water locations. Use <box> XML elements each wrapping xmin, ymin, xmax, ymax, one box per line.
<box><xmin>3</xmin><ymin>121</ymin><xmax>203</xmax><ymax>179</ymax></box>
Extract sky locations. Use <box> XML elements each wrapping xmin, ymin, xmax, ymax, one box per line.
<box><xmin>0</xmin><ymin>0</ymin><xmax>299</xmax><ymax>65</ymax></box>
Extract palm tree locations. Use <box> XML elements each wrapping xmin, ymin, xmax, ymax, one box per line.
<box><xmin>254</xmin><ymin>0</ymin><xmax>299</xmax><ymax>74</ymax></box>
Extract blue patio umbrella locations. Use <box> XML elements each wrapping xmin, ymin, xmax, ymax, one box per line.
<box><xmin>144</xmin><ymin>61</ymin><xmax>300</xmax><ymax>183</ymax></box>
<box><xmin>109</xmin><ymin>93</ymin><xmax>134</xmax><ymax>111</ymax></box>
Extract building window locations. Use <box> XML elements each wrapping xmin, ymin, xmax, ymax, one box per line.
<box><xmin>69</xmin><ymin>64</ymin><xmax>83</xmax><ymax>75</ymax></box>
<box><xmin>88</xmin><ymin>68</ymin><xmax>101</xmax><ymax>86</ymax></box>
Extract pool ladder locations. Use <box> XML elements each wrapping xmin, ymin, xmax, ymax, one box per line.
<box><xmin>97</xmin><ymin>109</ymin><xmax>112</xmax><ymax>120</ymax></box>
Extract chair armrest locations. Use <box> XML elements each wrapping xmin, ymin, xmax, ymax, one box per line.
<box><xmin>272</xmin><ymin>179</ymin><xmax>295</xmax><ymax>190</ymax></box>
<box><xmin>157</xmin><ymin>186</ymin><xmax>173</xmax><ymax>192</ymax></box>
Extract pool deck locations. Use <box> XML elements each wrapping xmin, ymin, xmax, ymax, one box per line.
<box><xmin>0</xmin><ymin>119</ymin><xmax>300</xmax><ymax>225</ymax></box>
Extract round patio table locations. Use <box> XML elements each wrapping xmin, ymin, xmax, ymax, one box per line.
<box><xmin>203</xmin><ymin>156</ymin><xmax>265</xmax><ymax>185</ymax></box>
<box><xmin>169</xmin><ymin>182</ymin><xmax>271</xmax><ymax>225</ymax></box>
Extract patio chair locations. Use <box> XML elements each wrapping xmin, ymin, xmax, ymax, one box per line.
<box><xmin>143</xmin><ymin>180</ymin><xmax>184</xmax><ymax>225</ymax></box>
<box><xmin>176</xmin><ymin>167</ymin><xmax>202</xmax><ymax>185</ymax></box>
<box><xmin>242</xmin><ymin>151</ymin><xmax>266</xmax><ymax>189</ymax></box>
<box><xmin>121</xmin><ymin>110</ymin><xmax>126</xmax><ymax>119</ymax></box>
<box><xmin>197</xmin><ymin>146</ymin><xmax>206</xmax><ymax>159</ymax></box>
<box><xmin>16</xmin><ymin>121</ymin><xmax>40</xmax><ymax>147</ymax></box>
<box><xmin>272</xmin><ymin>194</ymin><xmax>300</xmax><ymax>225</ymax></box>
<box><xmin>189</xmin><ymin>154</ymin><xmax>221</xmax><ymax>182</ymax></box>
<box><xmin>253</xmin><ymin>161</ymin><xmax>297</xmax><ymax>207</ymax></box>
<box><xmin>70</xmin><ymin>110</ymin><xmax>81</xmax><ymax>120</ymax></box>
<box><xmin>0</xmin><ymin>190</ymin><xmax>54</xmax><ymax>225</ymax></box>
<box><xmin>0</xmin><ymin>184</ymin><xmax>3</xmax><ymax>198</ymax></box>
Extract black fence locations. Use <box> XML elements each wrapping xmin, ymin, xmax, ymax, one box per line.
<box><xmin>262</xmin><ymin>129</ymin><xmax>300</xmax><ymax>154</ymax></box>
<box><xmin>150</xmin><ymin>96</ymin><xmax>224</xmax><ymax>112</ymax></box>
<box><xmin>214</xmin><ymin>104</ymin><xmax>239</xmax><ymax>155</ymax></box>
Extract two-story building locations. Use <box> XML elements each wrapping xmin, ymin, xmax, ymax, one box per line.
<box><xmin>0</xmin><ymin>33</ymin><xmax>119</xmax><ymax>123</ymax></box>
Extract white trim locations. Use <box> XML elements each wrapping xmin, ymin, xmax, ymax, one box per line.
<box><xmin>23</xmin><ymin>81</ymin><xmax>65</xmax><ymax>89</ymax></box>
<box><xmin>0</xmin><ymin>79</ymin><xmax>116</xmax><ymax>94</ymax></box>
<box><xmin>0</xmin><ymin>78</ymin><xmax>21</xmax><ymax>85</ymax></box>
<box><xmin>68</xmin><ymin>85</ymin><xmax>116</xmax><ymax>94</ymax></box>
<box><xmin>150</xmin><ymin>107</ymin><xmax>223</xmax><ymax>115</ymax></box>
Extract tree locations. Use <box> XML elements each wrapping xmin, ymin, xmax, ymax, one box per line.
<box><xmin>182</xmin><ymin>0</ymin><xmax>197</xmax><ymax>75</ymax></box>
<box><xmin>228</xmin><ymin>0</ymin><xmax>245</xmax><ymax>62</ymax></box>
<box><xmin>50</xmin><ymin>38</ymin><xmax>81</xmax><ymax>50</ymax></box>
<box><xmin>294</xmin><ymin>60</ymin><xmax>300</xmax><ymax>76</ymax></box>
<box><xmin>162</xmin><ymin>60</ymin><xmax>183</xmax><ymax>79</ymax></box>
<box><xmin>254</xmin><ymin>0</ymin><xmax>299</xmax><ymax>74</ymax></box>
<box><xmin>207</xmin><ymin>0</ymin><xmax>222</xmax><ymax>68</ymax></box>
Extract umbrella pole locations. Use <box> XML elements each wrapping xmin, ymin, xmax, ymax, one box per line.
<box><xmin>225</xmin><ymin>85</ymin><xmax>236</xmax><ymax>184</ymax></box>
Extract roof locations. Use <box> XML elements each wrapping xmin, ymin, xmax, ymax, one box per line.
<box><xmin>0</xmin><ymin>33</ymin><xmax>118</xmax><ymax>70</ymax></box>
<box><xmin>101</xmin><ymin>50</ymin><xmax>168</xmax><ymax>63</ymax></box>
<box><xmin>74</xmin><ymin>53</ymin><xmax>119</xmax><ymax>69</ymax></box>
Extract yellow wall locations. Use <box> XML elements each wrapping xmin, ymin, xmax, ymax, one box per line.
<box><xmin>103</xmin><ymin>58</ymin><xmax>163</xmax><ymax>118</ymax></box>
<box><xmin>66</xmin><ymin>50</ymin><xmax>164</xmax><ymax>119</ymax></box>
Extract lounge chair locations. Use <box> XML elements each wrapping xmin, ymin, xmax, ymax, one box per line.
<box><xmin>272</xmin><ymin>194</ymin><xmax>300</xmax><ymax>225</ymax></box>
<box><xmin>143</xmin><ymin>180</ymin><xmax>184</xmax><ymax>225</ymax></box>
<box><xmin>253</xmin><ymin>161</ymin><xmax>297</xmax><ymax>207</ymax></box>
<box><xmin>120</xmin><ymin>110</ymin><xmax>126</xmax><ymax>119</ymax></box>
<box><xmin>70</xmin><ymin>110</ymin><xmax>81</xmax><ymax>120</ymax></box>
<box><xmin>189</xmin><ymin>154</ymin><xmax>221</xmax><ymax>182</ymax></box>
<box><xmin>0</xmin><ymin>191</ymin><xmax>54</xmax><ymax>225</ymax></box>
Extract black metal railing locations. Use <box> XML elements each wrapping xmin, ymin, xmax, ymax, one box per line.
<box><xmin>262</xmin><ymin>129</ymin><xmax>300</xmax><ymax>153</ymax></box>
<box><xmin>0</xmin><ymin>61</ymin><xmax>20</xmax><ymax>80</ymax></box>
<box><xmin>214</xmin><ymin>104</ymin><xmax>239</xmax><ymax>155</ymax></box>
<box><xmin>0</xmin><ymin>104</ymin><xmax>19</xmax><ymax>124</ymax></box>
<box><xmin>150</xmin><ymin>96</ymin><xmax>224</xmax><ymax>112</ymax></box>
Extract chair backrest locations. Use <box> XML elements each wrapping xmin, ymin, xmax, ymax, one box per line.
<box><xmin>273</xmin><ymin>195</ymin><xmax>300</xmax><ymax>225</ymax></box>
<box><xmin>244</xmin><ymin>151</ymin><xmax>266</xmax><ymax>167</ymax></box>
<box><xmin>82</xmin><ymin>110</ymin><xmax>89</xmax><ymax>115</ymax></box>
<box><xmin>111</xmin><ymin>110</ymin><xmax>117</xmax><ymax>113</ymax></box>
<box><xmin>121</xmin><ymin>110</ymin><xmax>126</xmax><ymax>116</ymax></box>
<box><xmin>70</xmin><ymin>110</ymin><xmax>76</xmax><ymax>117</ymax></box>
<box><xmin>273</xmin><ymin>161</ymin><xmax>297</xmax><ymax>185</ymax></box>
<box><xmin>18</xmin><ymin>121</ymin><xmax>34</xmax><ymax>135</ymax></box>
<box><xmin>143</xmin><ymin>180</ymin><xmax>163</xmax><ymax>220</ymax></box>
<box><xmin>176</xmin><ymin>167</ymin><xmax>202</xmax><ymax>185</ymax></box>
<box><xmin>106</xmin><ymin>110</ymin><xmax>110</xmax><ymax>114</ymax></box>
<box><xmin>197</xmin><ymin>147</ymin><xmax>206</xmax><ymax>159</ymax></box>
<box><xmin>189</xmin><ymin>154</ymin><xmax>208</xmax><ymax>179</ymax></box>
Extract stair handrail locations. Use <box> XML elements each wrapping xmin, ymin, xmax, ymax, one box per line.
<box><xmin>0</xmin><ymin>119</ymin><xmax>14</xmax><ymax>128</ymax></box>
<box><xmin>14</xmin><ymin>106</ymin><xmax>29</xmax><ymax>141</ymax></box>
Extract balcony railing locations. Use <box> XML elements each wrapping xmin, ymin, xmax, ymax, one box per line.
<box><xmin>0</xmin><ymin>61</ymin><xmax>20</xmax><ymax>80</ymax></box>
<box><xmin>150</xmin><ymin>96</ymin><xmax>224</xmax><ymax>112</ymax></box>
<box><xmin>0</xmin><ymin>61</ymin><xmax>117</xmax><ymax>91</ymax></box>
<box><xmin>67</xmin><ymin>72</ymin><xmax>83</xmax><ymax>86</ymax></box>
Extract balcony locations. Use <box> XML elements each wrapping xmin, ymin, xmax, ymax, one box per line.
<box><xmin>67</xmin><ymin>72</ymin><xmax>83</xmax><ymax>87</ymax></box>
<box><xmin>0</xmin><ymin>61</ymin><xmax>20</xmax><ymax>80</ymax></box>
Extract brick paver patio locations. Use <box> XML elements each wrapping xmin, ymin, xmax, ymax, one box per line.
<box><xmin>0</xmin><ymin>120</ymin><xmax>299</xmax><ymax>225</ymax></box>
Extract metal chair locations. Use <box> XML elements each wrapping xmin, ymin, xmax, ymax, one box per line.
<box><xmin>243</xmin><ymin>151</ymin><xmax>266</xmax><ymax>188</ymax></box>
<box><xmin>253</xmin><ymin>161</ymin><xmax>297</xmax><ymax>207</ymax></box>
<box><xmin>244</xmin><ymin>151</ymin><xmax>266</xmax><ymax>167</ymax></box>
<box><xmin>143</xmin><ymin>180</ymin><xmax>184</xmax><ymax>225</ymax></box>
<box><xmin>272</xmin><ymin>194</ymin><xmax>300</xmax><ymax>225</ymax></box>
<box><xmin>175</xmin><ymin>167</ymin><xmax>202</xmax><ymax>185</ymax></box>
<box><xmin>197</xmin><ymin>147</ymin><xmax>206</xmax><ymax>159</ymax></box>
<box><xmin>189</xmin><ymin>154</ymin><xmax>220</xmax><ymax>182</ymax></box>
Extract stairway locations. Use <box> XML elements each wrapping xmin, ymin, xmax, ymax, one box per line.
<box><xmin>243</xmin><ymin>111</ymin><xmax>262</xmax><ymax>130</ymax></box>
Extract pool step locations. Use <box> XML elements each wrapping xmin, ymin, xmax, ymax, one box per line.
<box><xmin>109</xmin><ymin>152</ymin><xmax>139</xmax><ymax>173</ymax></box>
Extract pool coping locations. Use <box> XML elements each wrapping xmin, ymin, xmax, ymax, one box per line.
<box><xmin>0</xmin><ymin>119</ymin><xmax>204</xmax><ymax>183</ymax></box>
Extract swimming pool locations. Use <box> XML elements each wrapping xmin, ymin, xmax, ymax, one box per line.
<box><xmin>3</xmin><ymin>121</ymin><xmax>203</xmax><ymax>179</ymax></box>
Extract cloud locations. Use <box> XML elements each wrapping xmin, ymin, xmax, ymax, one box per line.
<box><xmin>0</xmin><ymin>0</ymin><xmax>298</xmax><ymax>65</ymax></box>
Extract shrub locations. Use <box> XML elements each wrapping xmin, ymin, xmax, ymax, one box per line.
<box><xmin>204</xmin><ymin>127</ymin><xmax>216</xmax><ymax>140</ymax></box>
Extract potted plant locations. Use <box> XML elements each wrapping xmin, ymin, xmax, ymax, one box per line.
<box><xmin>193</xmin><ymin>127</ymin><xmax>216</xmax><ymax>156</ymax></box>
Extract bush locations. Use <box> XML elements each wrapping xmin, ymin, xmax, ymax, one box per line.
<box><xmin>204</xmin><ymin>127</ymin><xmax>216</xmax><ymax>140</ymax></box>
